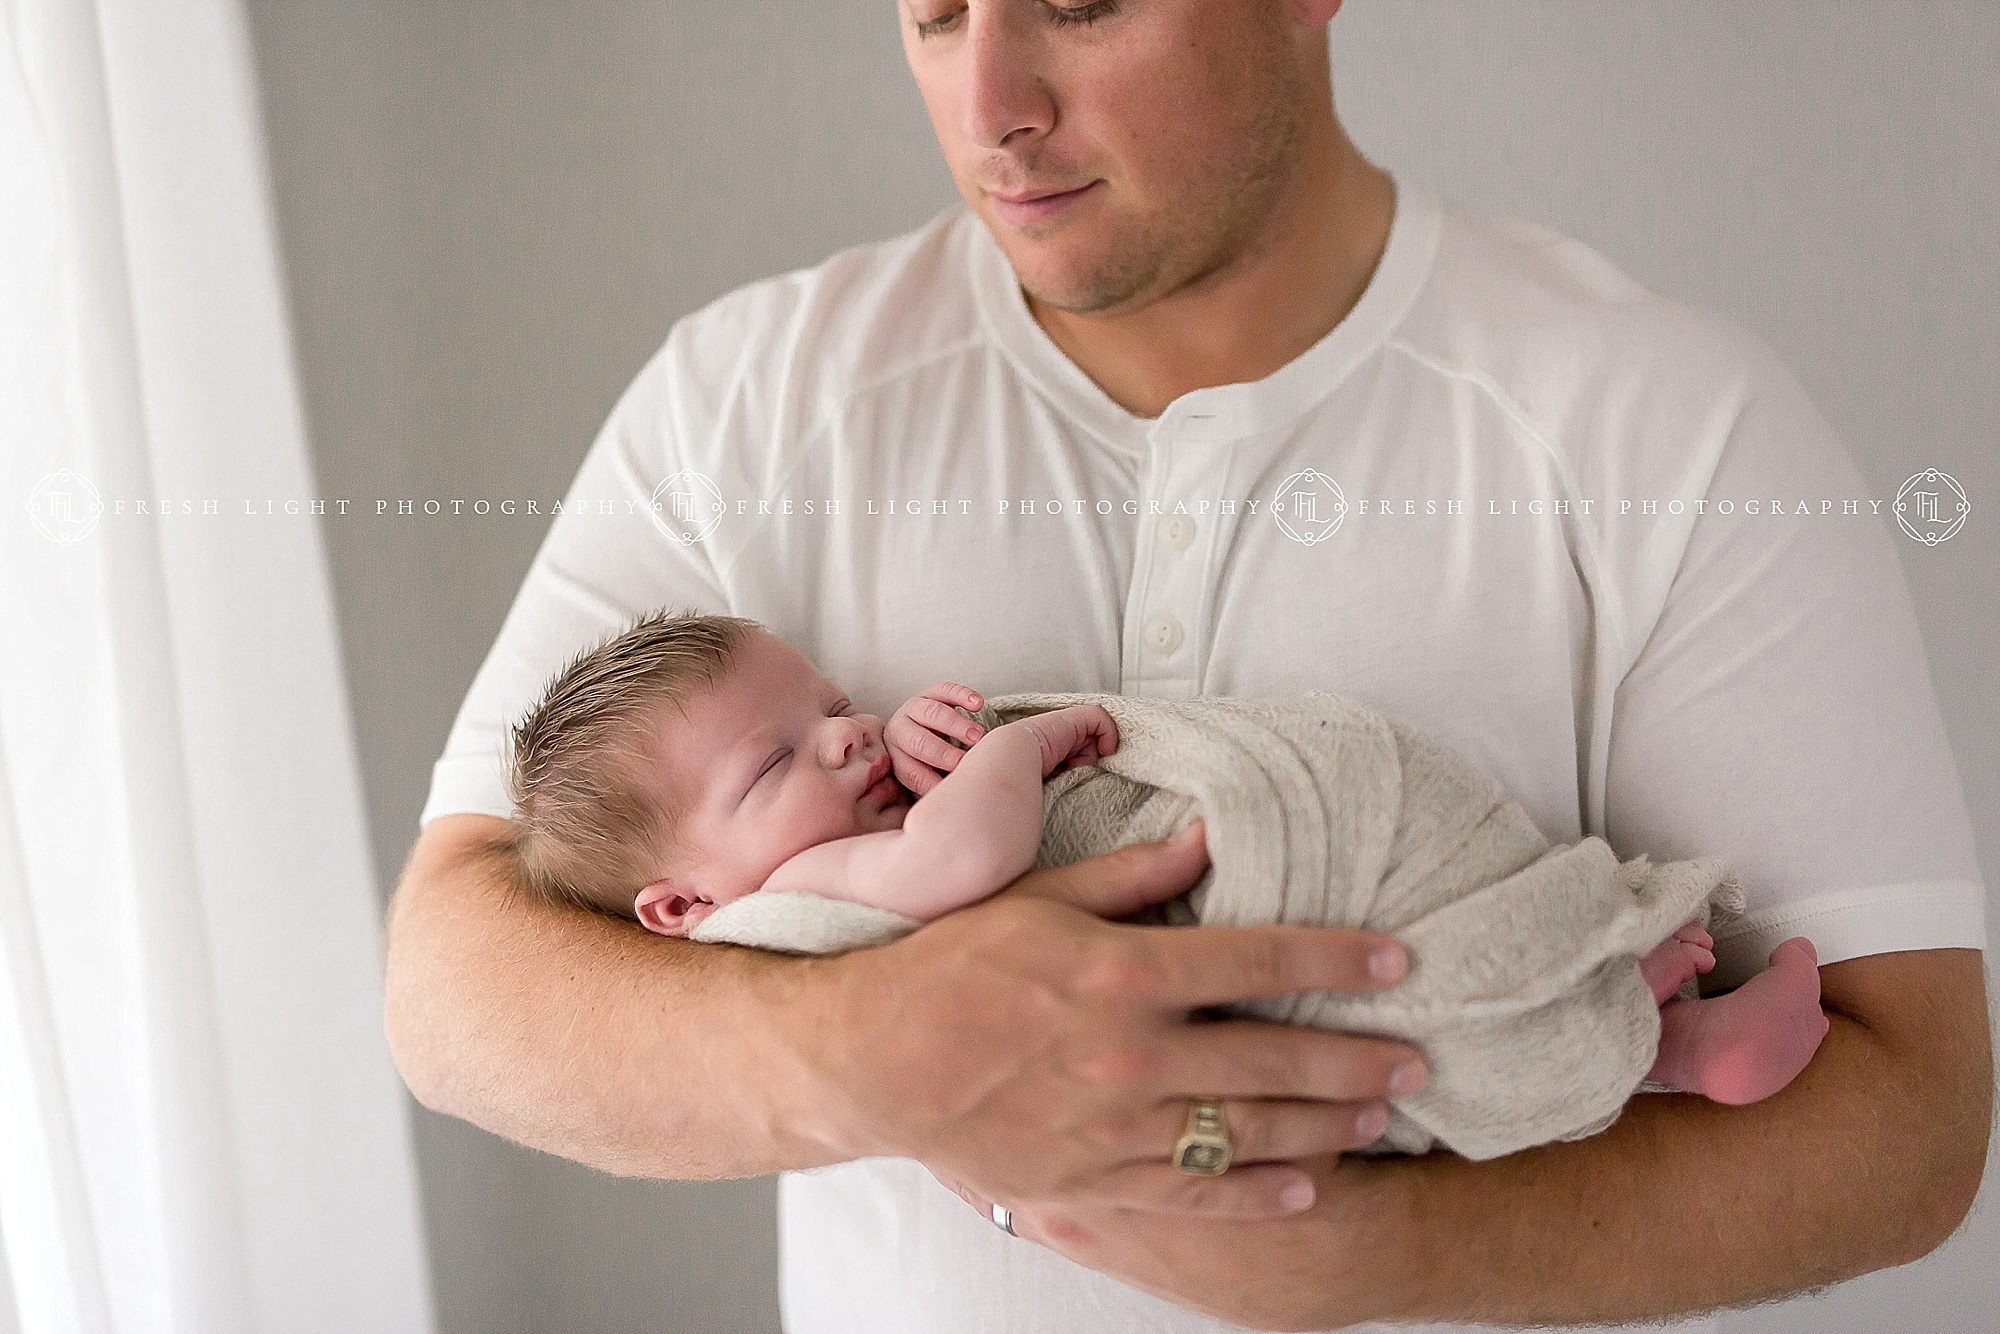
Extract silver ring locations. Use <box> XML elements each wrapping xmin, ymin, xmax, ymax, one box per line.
<box><xmin>989</xmin><ymin>1203</ymin><xmax>1016</xmax><ymax>1237</ymax></box>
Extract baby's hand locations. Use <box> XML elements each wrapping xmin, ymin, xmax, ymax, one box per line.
<box><xmin>885</xmin><ymin>682</ymin><xmax>988</xmax><ymax>797</ymax></box>
<box><xmin>1019</xmin><ymin>704</ymin><xmax>1119</xmax><ymax>779</ymax></box>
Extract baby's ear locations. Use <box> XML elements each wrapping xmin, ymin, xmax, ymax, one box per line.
<box><xmin>634</xmin><ymin>881</ymin><xmax>697</xmax><ymax>937</ymax></box>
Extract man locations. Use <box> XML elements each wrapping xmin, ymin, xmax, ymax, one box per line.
<box><xmin>386</xmin><ymin>1</ymin><xmax>1991</xmax><ymax>1329</ymax></box>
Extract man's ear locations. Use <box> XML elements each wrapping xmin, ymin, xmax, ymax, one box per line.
<box><xmin>634</xmin><ymin>880</ymin><xmax>705</xmax><ymax>937</ymax></box>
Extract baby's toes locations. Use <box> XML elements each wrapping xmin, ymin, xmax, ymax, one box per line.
<box><xmin>1672</xmin><ymin>923</ymin><xmax>1715</xmax><ymax>950</ymax></box>
<box><xmin>1639</xmin><ymin>939</ymin><xmax>1704</xmax><ymax>1005</ymax></box>
<box><xmin>1768</xmin><ymin>936</ymin><xmax>1821</xmax><ymax>975</ymax></box>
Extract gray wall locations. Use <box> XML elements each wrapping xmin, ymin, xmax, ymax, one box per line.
<box><xmin>245</xmin><ymin>2</ymin><xmax>1997</xmax><ymax>1331</ymax></box>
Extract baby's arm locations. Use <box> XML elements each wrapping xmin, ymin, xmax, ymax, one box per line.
<box><xmin>761</xmin><ymin>703</ymin><xmax>1118</xmax><ymax>921</ymax></box>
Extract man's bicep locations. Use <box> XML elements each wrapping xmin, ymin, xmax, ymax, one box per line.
<box><xmin>1601</xmin><ymin>386</ymin><xmax>1984</xmax><ymax>989</ymax></box>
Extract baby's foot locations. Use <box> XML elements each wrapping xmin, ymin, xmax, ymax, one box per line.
<box><xmin>1647</xmin><ymin>937</ymin><xmax>1830</xmax><ymax>1105</ymax></box>
<box><xmin>1638</xmin><ymin>922</ymin><xmax>1716</xmax><ymax>1005</ymax></box>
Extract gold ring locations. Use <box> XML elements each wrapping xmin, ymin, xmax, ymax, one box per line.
<box><xmin>1173</xmin><ymin>1097</ymin><xmax>1233</xmax><ymax>1176</ymax></box>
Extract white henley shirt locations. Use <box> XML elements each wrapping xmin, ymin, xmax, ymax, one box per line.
<box><xmin>421</xmin><ymin>181</ymin><xmax>1985</xmax><ymax>1334</ymax></box>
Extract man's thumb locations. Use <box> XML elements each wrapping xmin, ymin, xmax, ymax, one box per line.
<box><xmin>1007</xmin><ymin>820</ymin><xmax>1208</xmax><ymax>919</ymax></box>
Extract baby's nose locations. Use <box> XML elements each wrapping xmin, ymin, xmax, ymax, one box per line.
<box><xmin>826</xmin><ymin>714</ymin><xmax>872</xmax><ymax>763</ymax></box>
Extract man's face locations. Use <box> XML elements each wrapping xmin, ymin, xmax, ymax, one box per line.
<box><xmin>899</xmin><ymin>0</ymin><xmax>1315</xmax><ymax>315</ymax></box>
<box><xmin>639</xmin><ymin>631</ymin><xmax>909</xmax><ymax>935</ymax></box>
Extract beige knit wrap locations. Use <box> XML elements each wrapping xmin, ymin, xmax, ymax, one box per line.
<box><xmin>694</xmin><ymin>691</ymin><xmax>1742</xmax><ymax>1160</ymax></box>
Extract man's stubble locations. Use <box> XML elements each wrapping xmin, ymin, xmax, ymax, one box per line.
<box><xmin>1019</xmin><ymin>40</ymin><xmax>1308</xmax><ymax>318</ymax></box>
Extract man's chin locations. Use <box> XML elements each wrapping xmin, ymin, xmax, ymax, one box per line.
<box><xmin>1016</xmin><ymin>262</ymin><xmax>1149</xmax><ymax>318</ymax></box>
<box><xmin>993</xmin><ymin>235</ymin><xmax>1161</xmax><ymax>318</ymax></box>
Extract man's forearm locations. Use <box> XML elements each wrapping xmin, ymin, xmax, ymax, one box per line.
<box><xmin>384</xmin><ymin>814</ymin><xmax>842</xmax><ymax>1178</ymax></box>
<box><xmin>1026</xmin><ymin>949</ymin><xmax>1992</xmax><ymax>1330</ymax></box>
<box><xmin>387</xmin><ymin>815</ymin><xmax>1425</xmax><ymax>1222</ymax></box>
<box><xmin>1371</xmin><ymin>1023</ymin><xmax>1967</xmax><ymax>1322</ymax></box>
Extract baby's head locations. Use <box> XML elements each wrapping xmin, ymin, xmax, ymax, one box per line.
<box><xmin>507</xmin><ymin>611</ymin><xmax>910</xmax><ymax>937</ymax></box>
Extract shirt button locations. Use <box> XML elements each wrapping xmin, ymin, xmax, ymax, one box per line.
<box><xmin>1142</xmin><ymin>611</ymin><xmax>1185</xmax><ymax>656</ymax></box>
<box><xmin>1157</xmin><ymin>515</ymin><xmax>1197</xmax><ymax>552</ymax></box>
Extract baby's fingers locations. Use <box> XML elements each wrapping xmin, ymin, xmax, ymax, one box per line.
<box><xmin>888</xmin><ymin>722</ymin><xmax>970</xmax><ymax>778</ymax></box>
<box><xmin>899</xmin><ymin>695</ymin><xmax>988</xmax><ymax>751</ymax></box>
<box><xmin>1081</xmin><ymin>704</ymin><xmax>1119</xmax><ymax>754</ymax></box>
<box><xmin>921</xmin><ymin>682</ymin><xmax>984</xmax><ymax>713</ymax></box>
<box><xmin>1096</xmin><ymin>714</ymin><xmax>1119</xmax><ymax>755</ymax></box>
<box><xmin>890</xmin><ymin>752</ymin><xmax>945</xmax><ymax>798</ymax></box>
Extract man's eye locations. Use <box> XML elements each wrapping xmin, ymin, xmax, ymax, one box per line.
<box><xmin>1046</xmin><ymin>0</ymin><xmax>1120</xmax><ymax>29</ymax></box>
<box><xmin>911</xmin><ymin>5</ymin><xmax>962</xmax><ymax>38</ymax></box>
<box><xmin>914</xmin><ymin>1</ymin><xmax>1120</xmax><ymax>38</ymax></box>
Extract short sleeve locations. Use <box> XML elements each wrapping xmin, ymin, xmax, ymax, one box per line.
<box><xmin>418</xmin><ymin>341</ymin><xmax>731</xmax><ymax>826</ymax></box>
<box><xmin>1602</xmin><ymin>359</ymin><xmax>1985</xmax><ymax>989</ymax></box>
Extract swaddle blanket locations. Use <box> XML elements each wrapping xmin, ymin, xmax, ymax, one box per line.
<box><xmin>692</xmin><ymin>691</ymin><xmax>1743</xmax><ymax>1160</ymax></box>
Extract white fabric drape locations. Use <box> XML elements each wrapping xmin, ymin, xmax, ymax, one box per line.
<box><xmin>0</xmin><ymin>1</ymin><xmax>433</xmax><ymax>1331</ymax></box>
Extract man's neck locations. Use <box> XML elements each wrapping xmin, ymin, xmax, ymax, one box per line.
<box><xmin>1027</xmin><ymin>127</ymin><xmax>1396</xmax><ymax>421</ymax></box>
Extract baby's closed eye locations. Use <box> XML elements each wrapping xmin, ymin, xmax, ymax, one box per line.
<box><xmin>753</xmin><ymin>749</ymin><xmax>791</xmax><ymax>788</ymax></box>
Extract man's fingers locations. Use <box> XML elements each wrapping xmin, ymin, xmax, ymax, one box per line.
<box><xmin>934</xmin><ymin>1161</ymin><xmax>1322</xmax><ymax>1231</ymax></box>
<box><xmin>1002</xmin><ymin>821</ymin><xmax>1210</xmax><ymax>918</ymax></box>
<box><xmin>926</xmin><ymin>1095</ymin><xmax>1379</xmax><ymax>1232</ymax></box>
<box><xmin>1152</xmin><ymin>1020</ymin><xmax>1424</xmax><ymax>1102</ymax></box>
<box><xmin>1082</xmin><ymin>1160</ymin><xmax>1320</xmax><ymax>1219</ymax></box>
<box><xmin>1146</xmin><ymin>1096</ymin><xmax>1388</xmax><ymax>1165</ymax></box>
<box><xmin>1135</xmin><ymin>920</ymin><xmax>1410</xmax><ymax>1007</ymax></box>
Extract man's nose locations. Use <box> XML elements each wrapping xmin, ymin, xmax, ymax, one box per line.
<box><xmin>962</xmin><ymin>6</ymin><xmax>1055</xmax><ymax>151</ymax></box>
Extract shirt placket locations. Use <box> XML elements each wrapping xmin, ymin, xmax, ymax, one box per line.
<box><xmin>1121</xmin><ymin>407</ymin><xmax>1237</xmax><ymax>699</ymax></box>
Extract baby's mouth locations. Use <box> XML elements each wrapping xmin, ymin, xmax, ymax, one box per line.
<box><xmin>858</xmin><ymin>754</ymin><xmax>893</xmax><ymax>801</ymax></box>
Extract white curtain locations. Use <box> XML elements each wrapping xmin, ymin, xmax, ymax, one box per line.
<box><xmin>0</xmin><ymin>1</ymin><xmax>434</xmax><ymax>1331</ymax></box>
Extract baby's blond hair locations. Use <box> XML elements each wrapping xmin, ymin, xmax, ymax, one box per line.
<box><xmin>504</xmin><ymin>609</ymin><xmax>763</xmax><ymax>916</ymax></box>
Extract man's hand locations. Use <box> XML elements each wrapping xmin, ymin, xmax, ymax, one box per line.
<box><xmin>799</xmin><ymin>821</ymin><xmax>1424</xmax><ymax>1221</ymax></box>
<box><xmin>931</xmin><ymin>948</ymin><xmax>1994</xmax><ymax>1332</ymax></box>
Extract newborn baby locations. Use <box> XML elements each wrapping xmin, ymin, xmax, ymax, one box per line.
<box><xmin>506</xmin><ymin>610</ymin><xmax>1828</xmax><ymax>1129</ymax></box>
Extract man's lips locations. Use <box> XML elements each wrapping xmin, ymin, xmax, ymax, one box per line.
<box><xmin>986</xmin><ymin>180</ymin><xmax>1099</xmax><ymax>225</ymax></box>
<box><xmin>987</xmin><ymin>182</ymin><xmax>1087</xmax><ymax>204</ymax></box>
